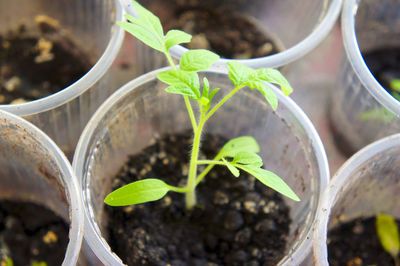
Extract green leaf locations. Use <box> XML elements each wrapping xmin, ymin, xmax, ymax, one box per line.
<box><xmin>222</xmin><ymin>158</ymin><xmax>240</xmax><ymax>177</ymax></box>
<box><xmin>202</xmin><ymin>77</ymin><xmax>210</xmax><ymax>98</ymax></box>
<box><xmin>164</xmin><ymin>30</ymin><xmax>192</xmax><ymax>50</ymax></box>
<box><xmin>232</xmin><ymin>151</ymin><xmax>263</xmax><ymax>167</ymax></box>
<box><xmin>104</xmin><ymin>179</ymin><xmax>170</xmax><ymax>206</ymax></box>
<box><xmin>247</xmin><ymin>81</ymin><xmax>278</xmax><ymax>110</ymax></box>
<box><xmin>32</xmin><ymin>261</ymin><xmax>47</xmax><ymax>266</ymax></box>
<box><xmin>208</xmin><ymin>88</ymin><xmax>220</xmax><ymax>102</ymax></box>
<box><xmin>157</xmin><ymin>70</ymin><xmax>200</xmax><ymax>100</ymax></box>
<box><xmin>390</xmin><ymin>79</ymin><xmax>400</xmax><ymax>93</ymax></box>
<box><xmin>132</xmin><ymin>1</ymin><xmax>164</xmax><ymax>38</ymax></box>
<box><xmin>360</xmin><ymin>107</ymin><xmax>395</xmax><ymax>123</ymax></box>
<box><xmin>117</xmin><ymin>21</ymin><xmax>163</xmax><ymax>52</ymax></box>
<box><xmin>376</xmin><ymin>214</ymin><xmax>400</xmax><ymax>258</ymax></box>
<box><xmin>4</xmin><ymin>258</ymin><xmax>13</xmax><ymax>266</ymax></box>
<box><xmin>165</xmin><ymin>84</ymin><xmax>199</xmax><ymax>99</ymax></box>
<box><xmin>252</xmin><ymin>68</ymin><xmax>293</xmax><ymax>96</ymax></box>
<box><xmin>180</xmin><ymin>50</ymin><xmax>220</xmax><ymax>72</ymax></box>
<box><xmin>238</xmin><ymin>165</ymin><xmax>300</xmax><ymax>201</ymax></box>
<box><xmin>227</xmin><ymin>61</ymin><xmax>254</xmax><ymax>87</ymax></box>
<box><xmin>218</xmin><ymin>136</ymin><xmax>260</xmax><ymax>158</ymax></box>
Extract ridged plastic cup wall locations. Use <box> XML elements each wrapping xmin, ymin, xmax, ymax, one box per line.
<box><xmin>0</xmin><ymin>110</ymin><xmax>84</xmax><ymax>265</ymax></box>
<box><xmin>136</xmin><ymin>0</ymin><xmax>343</xmax><ymax>68</ymax></box>
<box><xmin>0</xmin><ymin>0</ymin><xmax>124</xmax><ymax>159</ymax></box>
<box><xmin>313</xmin><ymin>134</ymin><xmax>400</xmax><ymax>265</ymax></box>
<box><xmin>73</xmin><ymin>67</ymin><xmax>329</xmax><ymax>265</ymax></box>
<box><xmin>330</xmin><ymin>0</ymin><xmax>400</xmax><ymax>154</ymax></box>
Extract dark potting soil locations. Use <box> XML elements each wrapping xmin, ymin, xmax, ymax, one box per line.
<box><xmin>363</xmin><ymin>48</ymin><xmax>400</xmax><ymax>100</ymax></box>
<box><xmin>165</xmin><ymin>7</ymin><xmax>281</xmax><ymax>59</ymax></box>
<box><xmin>0</xmin><ymin>15</ymin><xmax>92</xmax><ymax>104</ymax></box>
<box><xmin>328</xmin><ymin>216</ymin><xmax>400</xmax><ymax>266</ymax></box>
<box><xmin>0</xmin><ymin>200</ymin><xmax>69</xmax><ymax>265</ymax></box>
<box><xmin>106</xmin><ymin>132</ymin><xmax>291</xmax><ymax>265</ymax></box>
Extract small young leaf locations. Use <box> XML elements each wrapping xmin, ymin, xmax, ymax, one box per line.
<box><xmin>131</xmin><ymin>1</ymin><xmax>164</xmax><ymax>38</ymax></box>
<box><xmin>252</xmin><ymin>68</ymin><xmax>294</xmax><ymax>96</ymax></box>
<box><xmin>157</xmin><ymin>70</ymin><xmax>201</xmax><ymax>100</ymax></box>
<box><xmin>390</xmin><ymin>79</ymin><xmax>400</xmax><ymax>93</ymax></box>
<box><xmin>4</xmin><ymin>258</ymin><xmax>13</xmax><ymax>266</ymax></box>
<box><xmin>238</xmin><ymin>165</ymin><xmax>300</xmax><ymax>201</ymax></box>
<box><xmin>222</xmin><ymin>158</ymin><xmax>240</xmax><ymax>177</ymax></box>
<box><xmin>117</xmin><ymin>21</ymin><xmax>163</xmax><ymax>52</ymax></box>
<box><xmin>199</xmin><ymin>96</ymin><xmax>210</xmax><ymax>106</ymax></box>
<box><xmin>227</xmin><ymin>61</ymin><xmax>254</xmax><ymax>87</ymax></box>
<box><xmin>202</xmin><ymin>77</ymin><xmax>210</xmax><ymax>98</ymax></box>
<box><xmin>219</xmin><ymin>136</ymin><xmax>260</xmax><ymax>158</ymax></box>
<box><xmin>232</xmin><ymin>151</ymin><xmax>263</xmax><ymax>167</ymax></box>
<box><xmin>104</xmin><ymin>179</ymin><xmax>170</xmax><ymax>206</ymax></box>
<box><xmin>180</xmin><ymin>49</ymin><xmax>220</xmax><ymax>72</ymax></box>
<box><xmin>165</xmin><ymin>84</ymin><xmax>200</xmax><ymax>99</ymax></box>
<box><xmin>164</xmin><ymin>30</ymin><xmax>192</xmax><ymax>50</ymax></box>
<box><xmin>208</xmin><ymin>88</ymin><xmax>220</xmax><ymax>102</ymax></box>
<box><xmin>376</xmin><ymin>214</ymin><xmax>400</xmax><ymax>258</ymax></box>
<box><xmin>360</xmin><ymin>107</ymin><xmax>395</xmax><ymax>123</ymax></box>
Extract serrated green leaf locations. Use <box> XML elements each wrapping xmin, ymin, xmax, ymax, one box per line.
<box><xmin>132</xmin><ymin>1</ymin><xmax>163</xmax><ymax>38</ymax></box>
<box><xmin>117</xmin><ymin>21</ymin><xmax>163</xmax><ymax>52</ymax></box>
<box><xmin>165</xmin><ymin>84</ymin><xmax>199</xmax><ymax>99</ymax></box>
<box><xmin>164</xmin><ymin>30</ymin><xmax>192</xmax><ymax>50</ymax></box>
<box><xmin>376</xmin><ymin>214</ymin><xmax>400</xmax><ymax>258</ymax></box>
<box><xmin>222</xmin><ymin>158</ymin><xmax>240</xmax><ymax>177</ymax></box>
<box><xmin>390</xmin><ymin>79</ymin><xmax>400</xmax><ymax>93</ymax></box>
<box><xmin>180</xmin><ymin>50</ymin><xmax>220</xmax><ymax>72</ymax></box>
<box><xmin>227</xmin><ymin>61</ymin><xmax>254</xmax><ymax>87</ymax></box>
<box><xmin>249</xmin><ymin>81</ymin><xmax>278</xmax><ymax>110</ymax></box>
<box><xmin>218</xmin><ymin>136</ymin><xmax>260</xmax><ymax>158</ymax></box>
<box><xmin>252</xmin><ymin>68</ymin><xmax>293</xmax><ymax>96</ymax></box>
<box><xmin>232</xmin><ymin>151</ymin><xmax>263</xmax><ymax>167</ymax></box>
<box><xmin>104</xmin><ymin>179</ymin><xmax>170</xmax><ymax>206</ymax></box>
<box><xmin>202</xmin><ymin>77</ymin><xmax>210</xmax><ymax>97</ymax></box>
<box><xmin>238</xmin><ymin>165</ymin><xmax>300</xmax><ymax>201</ymax></box>
<box><xmin>157</xmin><ymin>70</ymin><xmax>200</xmax><ymax>100</ymax></box>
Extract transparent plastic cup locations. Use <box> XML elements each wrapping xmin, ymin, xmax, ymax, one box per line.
<box><xmin>73</xmin><ymin>67</ymin><xmax>329</xmax><ymax>265</ymax></box>
<box><xmin>0</xmin><ymin>0</ymin><xmax>124</xmax><ymax>159</ymax></box>
<box><xmin>133</xmin><ymin>0</ymin><xmax>342</xmax><ymax>68</ymax></box>
<box><xmin>330</xmin><ymin>0</ymin><xmax>400</xmax><ymax>154</ymax></box>
<box><xmin>0</xmin><ymin>110</ymin><xmax>84</xmax><ymax>265</ymax></box>
<box><xmin>313</xmin><ymin>134</ymin><xmax>400</xmax><ymax>265</ymax></box>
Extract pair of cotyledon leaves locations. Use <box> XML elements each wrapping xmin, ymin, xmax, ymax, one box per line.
<box><xmin>105</xmin><ymin>136</ymin><xmax>300</xmax><ymax>206</ymax></box>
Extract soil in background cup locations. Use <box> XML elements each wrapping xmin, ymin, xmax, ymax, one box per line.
<box><xmin>73</xmin><ymin>67</ymin><xmax>329</xmax><ymax>265</ymax></box>
<box><xmin>133</xmin><ymin>0</ymin><xmax>342</xmax><ymax>69</ymax></box>
<box><xmin>330</xmin><ymin>0</ymin><xmax>400</xmax><ymax>155</ymax></box>
<box><xmin>313</xmin><ymin>134</ymin><xmax>400</xmax><ymax>265</ymax></box>
<box><xmin>0</xmin><ymin>110</ymin><xmax>84</xmax><ymax>265</ymax></box>
<box><xmin>0</xmin><ymin>0</ymin><xmax>125</xmax><ymax>159</ymax></box>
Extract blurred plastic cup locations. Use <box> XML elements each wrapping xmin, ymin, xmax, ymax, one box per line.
<box><xmin>313</xmin><ymin>134</ymin><xmax>400</xmax><ymax>265</ymax></box>
<box><xmin>330</xmin><ymin>0</ymin><xmax>400</xmax><ymax>154</ymax></box>
<box><xmin>0</xmin><ymin>110</ymin><xmax>84</xmax><ymax>265</ymax></box>
<box><xmin>0</xmin><ymin>0</ymin><xmax>125</xmax><ymax>159</ymax></box>
<box><xmin>73</xmin><ymin>66</ymin><xmax>329</xmax><ymax>265</ymax></box>
<box><xmin>137</xmin><ymin>0</ymin><xmax>343</xmax><ymax>68</ymax></box>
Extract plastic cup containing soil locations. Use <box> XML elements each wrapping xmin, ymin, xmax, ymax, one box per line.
<box><xmin>73</xmin><ymin>67</ymin><xmax>329</xmax><ymax>265</ymax></box>
<box><xmin>330</xmin><ymin>0</ymin><xmax>400</xmax><ymax>156</ymax></box>
<box><xmin>129</xmin><ymin>0</ymin><xmax>342</xmax><ymax>68</ymax></box>
<box><xmin>313</xmin><ymin>134</ymin><xmax>400</xmax><ymax>265</ymax></box>
<box><xmin>0</xmin><ymin>0</ymin><xmax>125</xmax><ymax>159</ymax></box>
<box><xmin>0</xmin><ymin>110</ymin><xmax>84</xmax><ymax>265</ymax></box>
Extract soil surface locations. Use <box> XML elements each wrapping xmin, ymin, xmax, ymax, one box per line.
<box><xmin>106</xmin><ymin>131</ymin><xmax>291</xmax><ymax>265</ymax></box>
<box><xmin>164</xmin><ymin>6</ymin><xmax>281</xmax><ymax>59</ymax></box>
<box><xmin>0</xmin><ymin>200</ymin><xmax>69</xmax><ymax>265</ymax></box>
<box><xmin>363</xmin><ymin>48</ymin><xmax>400</xmax><ymax>100</ymax></box>
<box><xmin>0</xmin><ymin>15</ymin><xmax>92</xmax><ymax>104</ymax></box>
<box><xmin>328</xmin><ymin>216</ymin><xmax>400</xmax><ymax>266</ymax></box>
